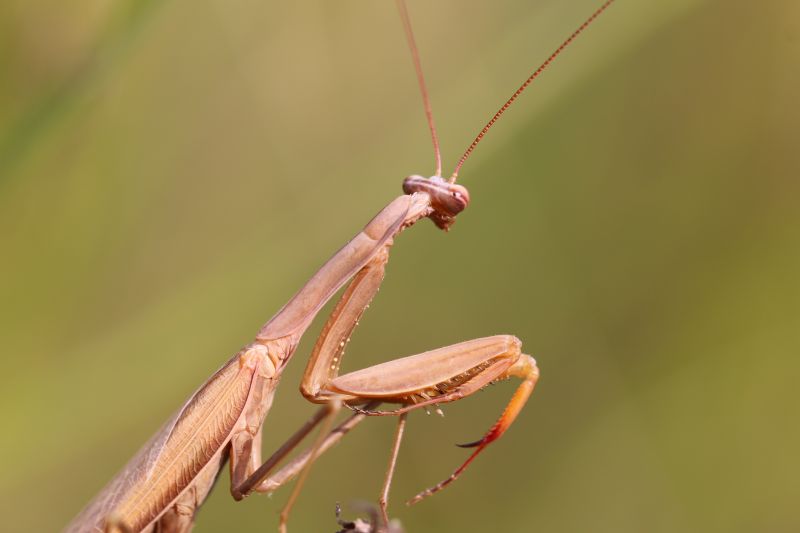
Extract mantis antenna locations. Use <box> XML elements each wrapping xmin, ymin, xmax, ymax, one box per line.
<box><xmin>450</xmin><ymin>0</ymin><xmax>616</xmax><ymax>182</ymax></box>
<box><xmin>396</xmin><ymin>0</ymin><xmax>442</xmax><ymax>178</ymax></box>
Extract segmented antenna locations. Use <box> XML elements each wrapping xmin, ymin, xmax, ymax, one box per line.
<box><xmin>450</xmin><ymin>0</ymin><xmax>615</xmax><ymax>182</ymax></box>
<box><xmin>396</xmin><ymin>0</ymin><xmax>442</xmax><ymax>178</ymax></box>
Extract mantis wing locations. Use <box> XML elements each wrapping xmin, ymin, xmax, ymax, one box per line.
<box><xmin>65</xmin><ymin>353</ymin><xmax>258</xmax><ymax>533</ymax></box>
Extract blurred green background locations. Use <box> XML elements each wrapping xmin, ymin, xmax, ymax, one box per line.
<box><xmin>1</xmin><ymin>0</ymin><xmax>798</xmax><ymax>531</ymax></box>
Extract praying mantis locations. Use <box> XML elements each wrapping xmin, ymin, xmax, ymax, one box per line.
<box><xmin>65</xmin><ymin>1</ymin><xmax>614</xmax><ymax>532</ymax></box>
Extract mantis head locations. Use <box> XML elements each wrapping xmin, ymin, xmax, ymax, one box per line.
<box><xmin>402</xmin><ymin>175</ymin><xmax>470</xmax><ymax>231</ymax></box>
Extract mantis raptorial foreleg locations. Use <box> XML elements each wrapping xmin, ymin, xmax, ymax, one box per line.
<box><xmin>309</xmin><ymin>334</ymin><xmax>540</xmax><ymax>506</ymax></box>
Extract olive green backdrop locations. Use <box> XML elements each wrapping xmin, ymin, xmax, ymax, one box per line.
<box><xmin>1</xmin><ymin>1</ymin><xmax>798</xmax><ymax>531</ymax></box>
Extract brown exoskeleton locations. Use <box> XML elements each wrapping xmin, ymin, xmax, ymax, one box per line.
<box><xmin>66</xmin><ymin>1</ymin><xmax>614</xmax><ymax>531</ymax></box>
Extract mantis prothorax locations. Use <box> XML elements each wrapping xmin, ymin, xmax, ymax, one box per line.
<box><xmin>65</xmin><ymin>1</ymin><xmax>614</xmax><ymax>531</ymax></box>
